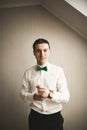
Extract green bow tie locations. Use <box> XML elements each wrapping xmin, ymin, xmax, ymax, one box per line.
<box><xmin>37</xmin><ymin>66</ymin><xmax>48</xmax><ymax>71</ymax></box>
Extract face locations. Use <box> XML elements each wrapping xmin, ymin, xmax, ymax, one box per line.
<box><xmin>33</xmin><ymin>43</ymin><xmax>50</xmax><ymax>66</ymax></box>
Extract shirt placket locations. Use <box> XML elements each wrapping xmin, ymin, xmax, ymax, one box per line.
<box><xmin>40</xmin><ymin>71</ymin><xmax>46</xmax><ymax>111</ymax></box>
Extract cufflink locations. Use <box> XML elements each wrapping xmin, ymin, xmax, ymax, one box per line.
<box><xmin>48</xmin><ymin>90</ymin><xmax>53</xmax><ymax>99</ymax></box>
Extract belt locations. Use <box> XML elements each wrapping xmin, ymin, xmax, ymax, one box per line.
<box><xmin>30</xmin><ymin>109</ymin><xmax>61</xmax><ymax>118</ymax></box>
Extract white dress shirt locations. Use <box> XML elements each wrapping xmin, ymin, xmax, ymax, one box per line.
<box><xmin>20</xmin><ymin>62</ymin><xmax>70</xmax><ymax>114</ymax></box>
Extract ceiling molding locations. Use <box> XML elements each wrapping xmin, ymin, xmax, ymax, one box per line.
<box><xmin>0</xmin><ymin>0</ymin><xmax>42</xmax><ymax>8</ymax></box>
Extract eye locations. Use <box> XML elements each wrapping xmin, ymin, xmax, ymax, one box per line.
<box><xmin>44</xmin><ymin>49</ymin><xmax>47</xmax><ymax>52</ymax></box>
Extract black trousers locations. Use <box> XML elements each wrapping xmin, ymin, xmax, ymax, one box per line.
<box><xmin>28</xmin><ymin>109</ymin><xmax>64</xmax><ymax>130</ymax></box>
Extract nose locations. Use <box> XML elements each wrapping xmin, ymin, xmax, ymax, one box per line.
<box><xmin>41</xmin><ymin>51</ymin><xmax>44</xmax><ymax>57</ymax></box>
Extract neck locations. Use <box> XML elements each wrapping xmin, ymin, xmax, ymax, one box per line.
<box><xmin>37</xmin><ymin>61</ymin><xmax>48</xmax><ymax>67</ymax></box>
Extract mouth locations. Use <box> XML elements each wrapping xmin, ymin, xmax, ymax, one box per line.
<box><xmin>40</xmin><ymin>57</ymin><xmax>46</xmax><ymax>60</ymax></box>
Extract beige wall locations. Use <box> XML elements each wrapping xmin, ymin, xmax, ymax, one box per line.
<box><xmin>0</xmin><ymin>5</ymin><xmax>87</xmax><ymax>130</ymax></box>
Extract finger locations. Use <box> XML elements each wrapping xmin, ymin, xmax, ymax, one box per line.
<box><xmin>36</xmin><ymin>85</ymin><xmax>40</xmax><ymax>88</ymax></box>
<box><xmin>38</xmin><ymin>87</ymin><xmax>45</xmax><ymax>91</ymax></box>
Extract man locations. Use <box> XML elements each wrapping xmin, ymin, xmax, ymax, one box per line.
<box><xmin>20</xmin><ymin>38</ymin><xmax>70</xmax><ymax>130</ymax></box>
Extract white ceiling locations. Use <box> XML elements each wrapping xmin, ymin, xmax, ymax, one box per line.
<box><xmin>0</xmin><ymin>0</ymin><xmax>87</xmax><ymax>40</ymax></box>
<box><xmin>65</xmin><ymin>0</ymin><xmax>87</xmax><ymax>17</ymax></box>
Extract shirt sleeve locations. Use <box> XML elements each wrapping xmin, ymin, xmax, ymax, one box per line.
<box><xmin>52</xmin><ymin>68</ymin><xmax>70</xmax><ymax>103</ymax></box>
<box><xmin>20</xmin><ymin>71</ymin><xmax>34</xmax><ymax>103</ymax></box>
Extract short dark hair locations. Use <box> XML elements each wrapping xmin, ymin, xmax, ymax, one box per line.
<box><xmin>33</xmin><ymin>38</ymin><xmax>50</xmax><ymax>51</ymax></box>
